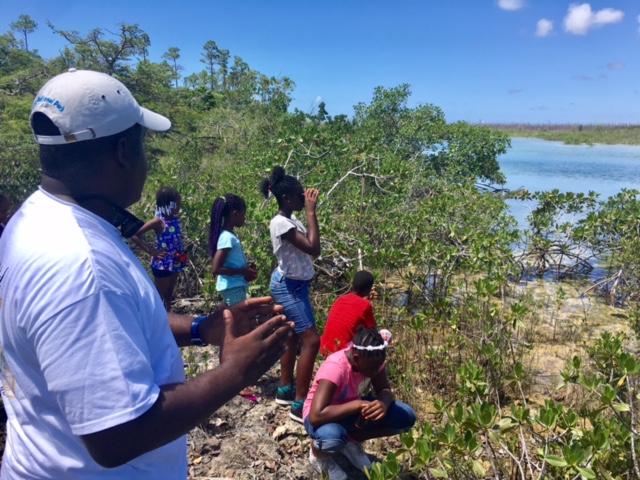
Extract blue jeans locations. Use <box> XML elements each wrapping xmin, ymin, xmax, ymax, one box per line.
<box><xmin>304</xmin><ymin>400</ymin><xmax>416</xmax><ymax>454</ymax></box>
<box><xmin>270</xmin><ymin>269</ymin><xmax>316</xmax><ymax>334</ymax></box>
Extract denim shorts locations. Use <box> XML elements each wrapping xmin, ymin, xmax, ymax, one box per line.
<box><xmin>270</xmin><ymin>269</ymin><xmax>316</xmax><ymax>334</ymax></box>
<box><xmin>304</xmin><ymin>400</ymin><xmax>416</xmax><ymax>454</ymax></box>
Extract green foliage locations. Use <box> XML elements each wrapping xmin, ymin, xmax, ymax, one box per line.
<box><xmin>4</xmin><ymin>18</ymin><xmax>640</xmax><ymax>478</ymax></box>
<box><xmin>369</xmin><ymin>331</ymin><xmax>639</xmax><ymax>479</ymax></box>
<box><xmin>489</xmin><ymin>123</ymin><xmax>640</xmax><ymax>146</ymax></box>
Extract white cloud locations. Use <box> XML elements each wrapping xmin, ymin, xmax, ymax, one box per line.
<box><xmin>638</xmin><ymin>15</ymin><xmax>640</xmax><ymax>34</ymax></box>
<box><xmin>563</xmin><ymin>3</ymin><xmax>624</xmax><ymax>36</ymax></box>
<box><xmin>314</xmin><ymin>96</ymin><xmax>323</xmax><ymax>106</ymax></box>
<box><xmin>498</xmin><ymin>0</ymin><xmax>525</xmax><ymax>11</ymax></box>
<box><xmin>507</xmin><ymin>89</ymin><xmax>522</xmax><ymax>94</ymax></box>
<box><xmin>536</xmin><ymin>19</ymin><xmax>554</xmax><ymax>37</ymax></box>
<box><xmin>607</xmin><ymin>62</ymin><xmax>624</xmax><ymax>70</ymax></box>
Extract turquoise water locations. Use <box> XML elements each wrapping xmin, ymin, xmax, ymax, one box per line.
<box><xmin>499</xmin><ymin>138</ymin><xmax>640</xmax><ymax>228</ymax></box>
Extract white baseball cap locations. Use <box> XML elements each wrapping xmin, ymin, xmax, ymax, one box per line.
<box><xmin>30</xmin><ymin>68</ymin><xmax>171</xmax><ymax>145</ymax></box>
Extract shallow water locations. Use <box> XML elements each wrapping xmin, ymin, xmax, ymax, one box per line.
<box><xmin>500</xmin><ymin>137</ymin><xmax>640</xmax><ymax>228</ymax></box>
<box><xmin>499</xmin><ymin>138</ymin><xmax>640</xmax><ymax>280</ymax></box>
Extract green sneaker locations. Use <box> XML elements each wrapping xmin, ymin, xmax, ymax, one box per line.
<box><xmin>289</xmin><ymin>399</ymin><xmax>304</xmax><ymax>423</ymax></box>
<box><xmin>275</xmin><ymin>385</ymin><xmax>295</xmax><ymax>406</ymax></box>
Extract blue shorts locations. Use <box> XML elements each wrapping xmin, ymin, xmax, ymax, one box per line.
<box><xmin>220</xmin><ymin>286</ymin><xmax>247</xmax><ymax>307</ymax></box>
<box><xmin>304</xmin><ymin>400</ymin><xmax>416</xmax><ymax>454</ymax></box>
<box><xmin>270</xmin><ymin>269</ymin><xmax>316</xmax><ymax>334</ymax></box>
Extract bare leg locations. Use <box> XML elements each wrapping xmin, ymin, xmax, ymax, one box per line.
<box><xmin>280</xmin><ymin>332</ymin><xmax>298</xmax><ymax>387</ymax></box>
<box><xmin>154</xmin><ymin>273</ymin><xmax>178</xmax><ymax>311</ymax></box>
<box><xmin>294</xmin><ymin>326</ymin><xmax>320</xmax><ymax>402</ymax></box>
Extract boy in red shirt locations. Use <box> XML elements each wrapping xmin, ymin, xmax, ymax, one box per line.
<box><xmin>320</xmin><ymin>271</ymin><xmax>378</xmax><ymax>356</ymax></box>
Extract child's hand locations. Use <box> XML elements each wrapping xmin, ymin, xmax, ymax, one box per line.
<box><xmin>304</xmin><ymin>189</ymin><xmax>319</xmax><ymax>212</ymax></box>
<box><xmin>361</xmin><ymin>400</ymin><xmax>388</xmax><ymax>422</ymax></box>
<box><xmin>368</xmin><ymin>288</ymin><xmax>379</xmax><ymax>300</ymax></box>
<box><xmin>243</xmin><ymin>265</ymin><xmax>258</xmax><ymax>282</ymax></box>
<box><xmin>150</xmin><ymin>248</ymin><xmax>168</xmax><ymax>259</ymax></box>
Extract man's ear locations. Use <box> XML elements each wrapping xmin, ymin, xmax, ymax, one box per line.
<box><xmin>115</xmin><ymin>136</ymin><xmax>137</xmax><ymax>170</ymax></box>
<box><xmin>114</xmin><ymin>135</ymin><xmax>131</xmax><ymax>169</ymax></box>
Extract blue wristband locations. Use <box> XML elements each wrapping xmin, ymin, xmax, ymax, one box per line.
<box><xmin>191</xmin><ymin>315</ymin><xmax>208</xmax><ymax>346</ymax></box>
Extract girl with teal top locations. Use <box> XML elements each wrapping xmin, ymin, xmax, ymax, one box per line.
<box><xmin>209</xmin><ymin>194</ymin><xmax>257</xmax><ymax>306</ymax></box>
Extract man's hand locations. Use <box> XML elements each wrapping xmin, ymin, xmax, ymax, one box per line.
<box><xmin>200</xmin><ymin>296</ymin><xmax>283</xmax><ymax>346</ymax></box>
<box><xmin>218</xmin><ymin>308</ymin><xmax>293</xmax><ymax>386</ymax></box>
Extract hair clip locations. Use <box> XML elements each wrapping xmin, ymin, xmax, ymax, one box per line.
<box><xmin>219</xmin><ymin>196</ymin><xmax>227</xmax><ymax>203</ymax></box>
<box><xmin>157</xmin><ymin>201</ymin><xmax>177</xmax><ymax>217</ymax></box>
<box><xmin>352</xmin><ymin>341</ymin><xmax>388</xmax><ymax>351</ymax></box>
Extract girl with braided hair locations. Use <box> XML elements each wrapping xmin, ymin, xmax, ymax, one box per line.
<box><xmin>209</xmin><ymin>194</ymin><xmax>257</xmax><ymax>306</ymax></box>
<box><xmin>303</xmin><ymin>326</ymin><xmax>416</xmax><ymax>479</ymax></box>
<box><xmin>131</xmin><ymin>186</ymin><xmax>187</xmax><ymax>310</ymax></box>
<box><xmin>260</xmin><ymin>165</ymin><xmax>321</xmax><ymax>423</ymax></box>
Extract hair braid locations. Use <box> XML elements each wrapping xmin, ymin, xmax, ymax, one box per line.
<box><xmin>352</xmin><ymin>326</ymin><xmax>386</xmax><ymax>360</ymax></box>
<box><xmin>208</xmin><ymin>194</ymin><xmax>246</xmax><ymax>257</ymax></box>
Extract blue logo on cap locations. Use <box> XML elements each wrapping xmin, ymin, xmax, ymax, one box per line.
<box><xmin>34</xmin><ymin>96</ymin><xmax>65</xmax><ymax>113</ymax></box>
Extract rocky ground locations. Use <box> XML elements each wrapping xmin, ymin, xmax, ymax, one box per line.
<box><xmin>0</xmin><ymin>350</ymin><xmax>400</xmax><ymax>480</ymax></box>
<box><xmin>0</xmin><ymin>298</ymin><xmax>403</xmax><ymax>479</ymax></box>
<box><xmin>184</xmin><ymin>350</ymin><xmax>401</xmax><ymax>480</ymax></box>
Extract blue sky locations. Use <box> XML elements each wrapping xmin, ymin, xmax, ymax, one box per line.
<box><xmin>2</xmin><ymin>0</ymin><xmax>639</xmax><ymax>124</ymax></box>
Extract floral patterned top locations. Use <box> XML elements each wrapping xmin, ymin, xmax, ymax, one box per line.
<box><xmin>150</xmin><ymin>216</ymin><xmax>187</xmax><ymax>272</ymax></box>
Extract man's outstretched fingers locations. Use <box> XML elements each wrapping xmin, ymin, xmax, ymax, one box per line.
<box><xmin>253</xmin><ymin>315</ymin><xmax>293</xmax><ymax>339</ymax></box>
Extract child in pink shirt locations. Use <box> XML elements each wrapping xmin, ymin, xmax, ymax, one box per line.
<box><xmin>303</xmin><ymin>327</ymin><xmax>416</xmax><ymax>479</ymax></box>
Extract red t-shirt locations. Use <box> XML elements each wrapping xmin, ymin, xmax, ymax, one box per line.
<box><xmin>320</xmin><ymin>293</ymin><xmax>376</xmax><ymax>356</ymax></box>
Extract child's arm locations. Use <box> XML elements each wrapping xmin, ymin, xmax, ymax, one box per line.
<box><xmin>280</xmin><ymin>189</ymin><xmax>321</xmax><ymax>256</ymax></box>
<box><xmin>212</xmin><ymin>248</ymin><xmax>257</xmax><ymax>281</ymax></box>
<box><xmin>363</xmin><ymin>302</ymin><xmax>376</xmax><ymax>329</ymax></box>
<box><xmin>361</xmin><ymin>369</ymin><xmax>394</xmax><ymax>422</ymax></box>
<box><xmin>130</xmin><ymin>217</ymin><xmax>166</xmax><ymax>257</ymax></box>
<box><xmin>308</xmin><ymin>379</ymin><xmax>364</xmax><ymax>427</ymax></box>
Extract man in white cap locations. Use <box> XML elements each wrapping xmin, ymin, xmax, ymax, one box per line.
<box><xmin>0</xmin><ymin>69</ymin><xmax>292</xmax><ymax>479</ymax></box>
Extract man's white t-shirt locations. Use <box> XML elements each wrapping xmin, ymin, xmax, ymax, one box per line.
<box><xmin>269</xmin><ymin>214</ymin><xmax>315</xmax><ymax>280</ymax></box>
<box><xmin>0</xmin><ymin>188</ymin><xmax>187</xmax><ymax>479</ymax></box>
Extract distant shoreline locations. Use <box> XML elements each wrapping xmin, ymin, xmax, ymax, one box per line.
<box><xmin>483</xmin><ymin>124</ymin><xmax>640</xmax><ymax>146</ymax></box>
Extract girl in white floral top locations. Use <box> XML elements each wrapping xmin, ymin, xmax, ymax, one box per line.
<box><xmin>260</xmin><ymin>166</ymin><xmax>321</xmax><ymax>423</ymax></box>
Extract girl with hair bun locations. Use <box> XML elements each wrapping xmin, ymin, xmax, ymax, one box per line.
<box><xmin>259</xmin><ymin>165</ymin><xmax>321</xmax><ymax>423</ymax></box>
<box><xmin>209</xmin><ymin>193</ymin><xmax>257</xmax><ymax>306</ymax></box>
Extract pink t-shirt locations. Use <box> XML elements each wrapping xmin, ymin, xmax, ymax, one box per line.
<box><xmin>303</xmin><ymin>348</ymin><xmax>369</xmax><ymax>421</ymax></box>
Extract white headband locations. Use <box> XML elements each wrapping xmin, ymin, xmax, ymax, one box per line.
<box><xmin>352</xmin><ymin>341</ymin><xmax>388</xmax><ymax>351</ymax></box>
